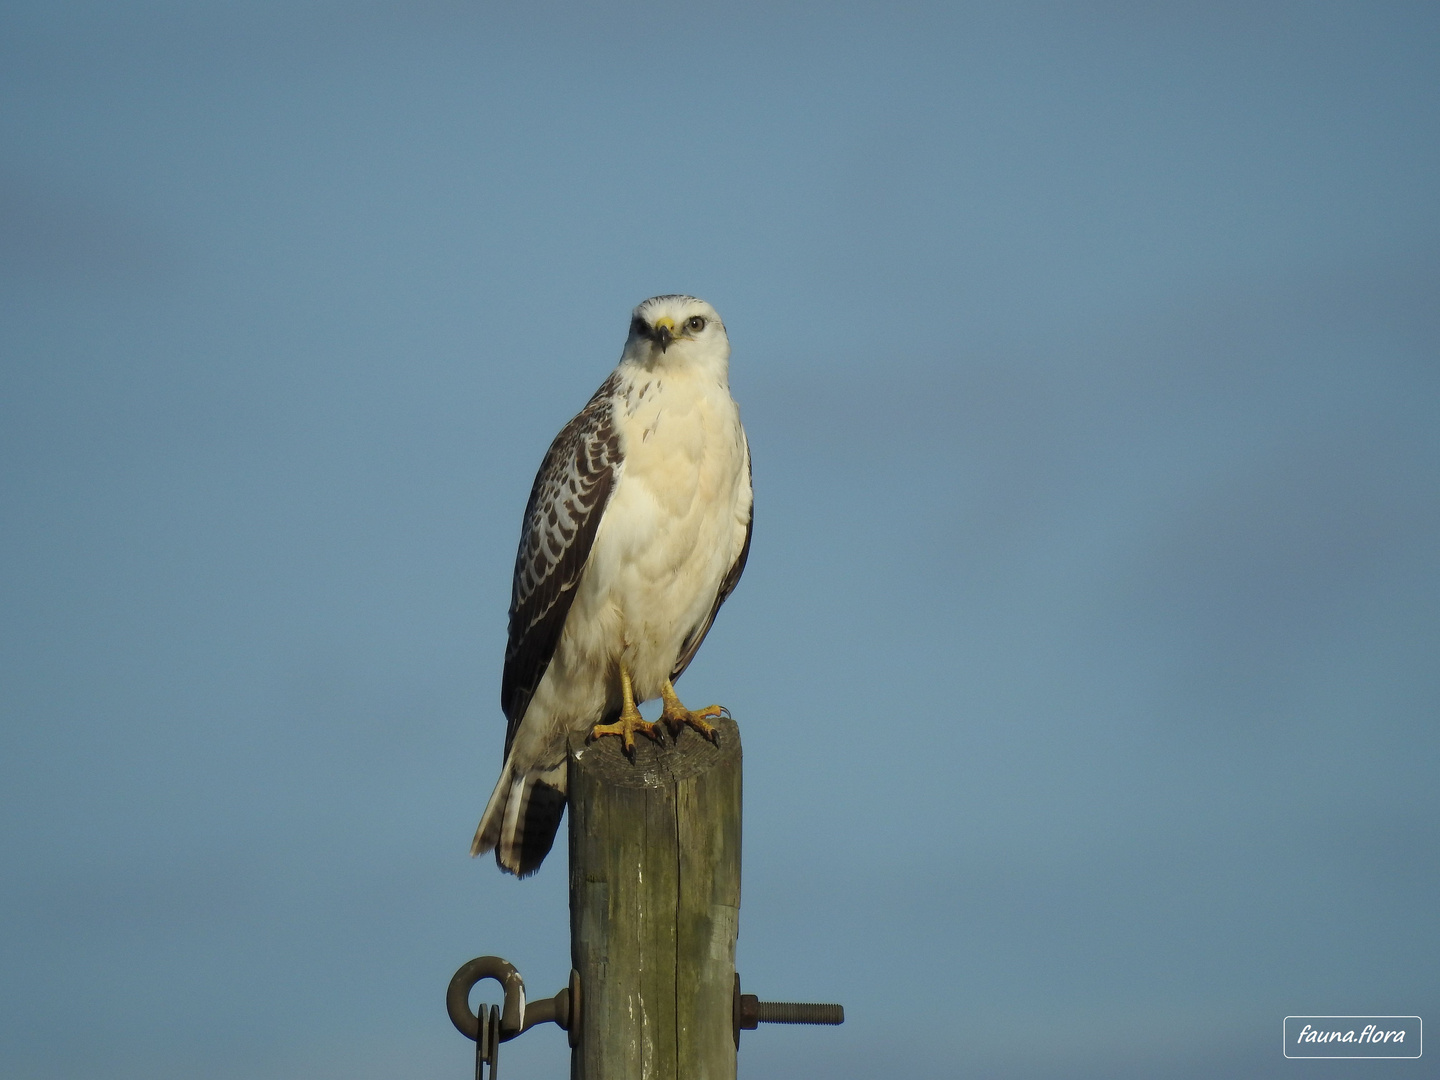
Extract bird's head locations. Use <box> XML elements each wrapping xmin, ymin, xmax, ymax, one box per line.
<box><xmin>623</xmin><ymin>295</ymin><xmax>729</xmax><ymax>369</ymax></box>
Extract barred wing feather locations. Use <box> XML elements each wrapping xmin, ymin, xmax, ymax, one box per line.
<box><xmin>500</xmin><ymin>373</ymin><xmax>622</xmax><ymax>757</ymax></box>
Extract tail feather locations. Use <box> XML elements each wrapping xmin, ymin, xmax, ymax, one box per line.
<box><xmin>470</xmin><ymin>760</ymin><xmax>513</xmax><ymax>857</ymax></box>
<box><xmin>471</xmin><ymin>757</ymin><xmax>567</xmax><ymax>877</ymax></box>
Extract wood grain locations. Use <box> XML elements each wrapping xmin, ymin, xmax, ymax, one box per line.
<box><xmin>568</xmin><ymin>718</ymin><xmax>741</xmax><ymax>1080</ymax></box>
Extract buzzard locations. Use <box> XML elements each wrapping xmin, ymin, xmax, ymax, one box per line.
<box><xmin>471</xmin><ymin>295</ymin><xmax>753</xmax><ymax>876</ymax></box>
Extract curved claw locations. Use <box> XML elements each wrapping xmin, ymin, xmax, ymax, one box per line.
<box><xmin>661</xmin><ymin>703</ymin><xmax>725</xmax><ymax>744</ymax></box>
<box><xmin>588</xmin><ymin>712</ymin><xmax>661</xmax><ymax>759</ymax></box>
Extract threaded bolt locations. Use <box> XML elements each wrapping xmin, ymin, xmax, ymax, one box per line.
<box><xmin>755</xmin><ymin>1001</ymin><xmax>845</xmax><ymax>1025</ymax></box>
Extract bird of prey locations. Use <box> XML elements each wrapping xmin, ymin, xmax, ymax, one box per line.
<box><xmin>471</xmin><ymin>295</ymin><xmax>753</xmax><ymax>876</ymax></box>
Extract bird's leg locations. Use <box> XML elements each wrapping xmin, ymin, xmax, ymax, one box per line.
<box><xmin>659</xmin><ymin>679</ymin><xmax>725</xmax><ymax>744</ymax></box>
<box><xmin>588</xmin><ymin>663</ymin><xmax>661</xmax><ymax>759</ymax></box>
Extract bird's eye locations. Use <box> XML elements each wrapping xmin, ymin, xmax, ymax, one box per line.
<box><xmin>630</xmin><ymin>316</ymin><xmax>648</xmax><ymax>337</ymax></box>
<box><xmin>686</xmin><ymin>316</ymin><xmax>706</xmax><ymax>332</ymax></box>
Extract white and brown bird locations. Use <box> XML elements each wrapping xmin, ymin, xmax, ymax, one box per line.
<box><xmin>471</xmin><ymin>295</ymin><xmax>753</xmax><ymax>876</ymax></box>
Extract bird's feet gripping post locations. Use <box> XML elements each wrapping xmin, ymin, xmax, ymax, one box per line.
<box><xmin>588</xmin><ymin>664</ymin><xmax>661</xmax><ymax>760</ymax></box>
<box><xmin>659</xmin><ymin>679</ymin><xmax>725</xmax><ymax>745</ymax></box>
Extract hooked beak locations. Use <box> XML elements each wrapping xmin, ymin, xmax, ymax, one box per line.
<box><xmin>648</xmin><ymin>316</ymin><xmax>676</xmax><ymax>352</ymax></box>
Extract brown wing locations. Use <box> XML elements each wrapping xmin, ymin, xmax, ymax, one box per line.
<box><xmin>500</xmin><ymin>373</ymin><xmax>622</xmax><ymax>755</ymax></box>
<box><xmin>670</xmin><ymin>443</ymin><xmax>753</xmax><ymax>684</ymax></box>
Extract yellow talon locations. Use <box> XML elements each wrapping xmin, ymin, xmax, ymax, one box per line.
<box><xmin>659</xmin><ymin>680</ymin><xmax>725</xmax><ymax>744</ymax></box>
<box><xmin>588</xmin><ymin>709</ymin><xmax>660</xmax><ymax>758</ymax></box>
<box><xmin>589</xmin><ymin>664</ymin><xmax>661</xmax><ymax>759</ymax></box>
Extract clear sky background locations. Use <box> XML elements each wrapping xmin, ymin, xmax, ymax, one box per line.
<box><xmin>2</xmin><ymin>3</ymin><xmax>1437</xmax><ymax>1078</ymax></box>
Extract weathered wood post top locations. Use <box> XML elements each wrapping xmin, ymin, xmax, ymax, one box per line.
<box><xmin>568</xmin><ymin>717</ymin><xmax>742</xmax><ymax>1080</ymax></box>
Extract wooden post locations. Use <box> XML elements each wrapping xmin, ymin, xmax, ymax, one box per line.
<box><xmin>567</xmin><ymin>716</ymin><xmax>742</xmax><ymax>1080</ymax></box>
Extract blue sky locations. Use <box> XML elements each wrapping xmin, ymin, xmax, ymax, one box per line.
<box><xmin>2</xmin><ymin>3</ymin><xmax>1437</xmax><ymax>1077</ymax></box>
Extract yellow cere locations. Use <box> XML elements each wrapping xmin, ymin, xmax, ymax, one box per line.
<box><xmin>652</xmin><ymin>316</ymin><xmax>675</xmax><ymax>331</ymax></box>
